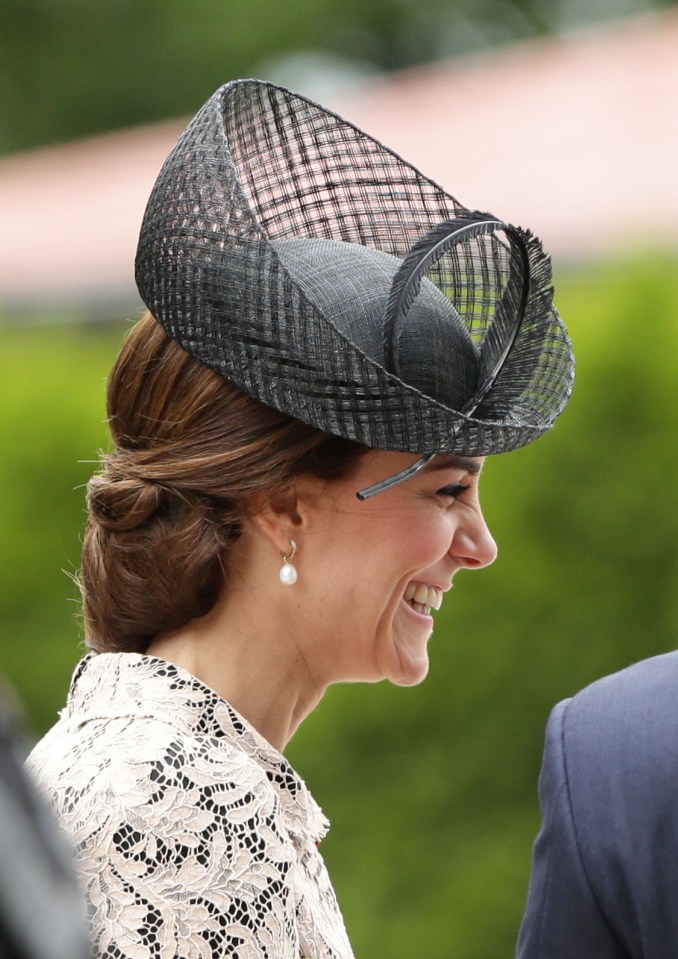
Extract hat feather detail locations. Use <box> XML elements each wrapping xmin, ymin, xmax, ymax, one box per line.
<box><xmin>465</xmin><ymin>227</ymin><xmax>558</xmax><ymax>422</ymax></box>
<box><xmin>383</xmin><ymin>213</ymin><xmax>500</xmax><ymax>376</ymax></box>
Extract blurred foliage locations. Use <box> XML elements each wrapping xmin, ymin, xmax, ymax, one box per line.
<box><xmin>1</xmin><ymin>254</ymin><xmax>678</xmax><ymax>957</ymax></box>
<box><xmin>0</xmin><ymin>0</ymin><xmax>674</xmax><ymax>155</ymax></box>
<box><xmin>0</xmin><ymin>321</ymin><xmax>120</xmax><ymax>724</ymax></box>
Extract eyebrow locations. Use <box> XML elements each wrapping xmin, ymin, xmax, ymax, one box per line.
<box><xmin>422</xmin><ymin>455</ymin><xmax>483</xmax><ymax>476</ymax></box>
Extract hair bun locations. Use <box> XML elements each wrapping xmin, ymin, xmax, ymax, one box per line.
<box><xmin>87</xmin><ymin>473</ymin><xmax>161</xmax><ymax>532</ymax></box>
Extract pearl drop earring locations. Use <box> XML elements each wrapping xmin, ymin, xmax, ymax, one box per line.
<box><xmin>279</xmin><ymin>539</ymin><xmax>298</xmax><ymax>585</ymax></box>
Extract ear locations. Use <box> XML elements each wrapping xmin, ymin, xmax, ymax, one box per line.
<box><xmin>248</xmin><ymin>481</ymin><xmax>318</xmax><ymax>554</ymax></box>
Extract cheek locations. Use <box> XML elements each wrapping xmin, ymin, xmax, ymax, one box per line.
<box><xmin>309</xmin><ymin>508</ymin><xmax>453</xmax><ymax>596</ymax></box>
<box><xmin>375</xmin><ymin>517</ymin><xmax>454</xmax><ymax>584</ymax></box>
<box><xmin>403</xmin><ymin>514</ymin><xmax>453</xmax><ymax>565</ymax></box>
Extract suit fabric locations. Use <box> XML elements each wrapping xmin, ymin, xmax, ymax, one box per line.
<box><xmin>518</xmin><ymin>650</ymin><xmax>678</xmax><ymax>958</ymax></box>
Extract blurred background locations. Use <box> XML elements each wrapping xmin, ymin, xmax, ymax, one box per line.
<box><xmin>1</xmin><ymin>1</ymin><xmax>677</xmax><ymax>956</ymax></box>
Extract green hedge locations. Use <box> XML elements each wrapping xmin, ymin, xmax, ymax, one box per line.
<box><xmin>2</xmin><ymin>256</ymin><xmax>677</xmax><ymax>957</ymax></box>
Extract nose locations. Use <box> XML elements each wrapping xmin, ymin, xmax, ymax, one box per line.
<box><xmin>450</xmin><ymin>507</ymin><xmax>498</xmax><ymax>570</ymax></box>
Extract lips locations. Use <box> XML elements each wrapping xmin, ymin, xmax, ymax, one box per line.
<box><xmin>404</xmin><ymin>582</ymin><xmax>444</xmax><ymax>615</ymax></box>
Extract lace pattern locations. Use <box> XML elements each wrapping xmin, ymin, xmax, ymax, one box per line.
<box><xmin>27</xmin><ymin>653</ymin><xmax>354</xmax><ymax>959</ymax></box>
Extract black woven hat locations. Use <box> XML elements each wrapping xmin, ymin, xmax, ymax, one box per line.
<box><xmin>135</xmin><ymin>79</ymin><xmax>574</xmax><ymax>495</ymax></box>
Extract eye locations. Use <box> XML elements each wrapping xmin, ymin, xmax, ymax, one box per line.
<box><xmin>437</xmin><ymin>482</ymin><xmax>471</xmax><ymax>500</ymax></box>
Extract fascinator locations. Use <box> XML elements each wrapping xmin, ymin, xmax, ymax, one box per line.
<box><xmin>135</xmin><ymin>79</ymin><xmax>574</xmax><ymax>496</ymax></box>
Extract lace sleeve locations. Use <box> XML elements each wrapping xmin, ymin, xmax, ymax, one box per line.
<box><xmin>41</xmin><ymin>733</ymin><xmax>303</xmax><ymax>959</ymax></box>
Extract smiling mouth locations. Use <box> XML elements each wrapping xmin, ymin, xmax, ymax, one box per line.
<box><xmin>404</xmin><ymin>583</ymin><xmax>444</xmax><ymax>616</ymax></box>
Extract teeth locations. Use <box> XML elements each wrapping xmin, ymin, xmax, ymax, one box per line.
<box><xmin>413</xmin><ymin>584</ymin><xmax>429</xmax><ymax>604</ymax></box>
<box><xmin>404</xmin><ymin>583</ymin><xmax>443</xmax><ymax>611</ymax></box>
<box><xmin>429</xmin><ymin>587</ymin><xmax>442</xmax><ymax>610</ymax></box>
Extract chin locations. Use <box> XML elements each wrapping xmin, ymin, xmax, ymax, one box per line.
<box><xmin>386</xmin><ymin>648</ymin><xmax>431</xmax><ymax>687</ymax></box>
<box><xmin>391</xmin><ymin>666</ymin><xmax>430</xmax><ymax>687</ymax></box>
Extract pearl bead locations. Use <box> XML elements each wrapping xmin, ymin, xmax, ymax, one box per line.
<box><xmin>279</xmin><ymin>562</ymin><xmax>298</xmax><ymax>585</ymax></box>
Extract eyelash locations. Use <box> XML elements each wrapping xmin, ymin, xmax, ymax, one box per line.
<box><xmin>437</xmin><ymin>482</ymin><xmax>471</xmax><ymax>500</ymax></box>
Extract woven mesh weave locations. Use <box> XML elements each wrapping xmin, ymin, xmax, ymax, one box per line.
<box><xmin>135</xmin><ymin>79</ymin><xmax>574</xmax><ymax>456</ymax></box>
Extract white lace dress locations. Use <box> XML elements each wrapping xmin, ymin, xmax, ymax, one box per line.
<box><xmin>27</xmin><ymin>653</ymin><xmax>355</xmax><ymax>959</ymax></box>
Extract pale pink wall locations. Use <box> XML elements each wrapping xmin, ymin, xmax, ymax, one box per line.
<box><xmin>1</xmin><ymin>10</ymin><xmax>677</xmax><ymax>310</ymax></box>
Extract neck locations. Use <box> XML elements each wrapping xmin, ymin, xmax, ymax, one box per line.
<box><xmin>145</xmin><ymin>584</ymin><xmax>326</xmax><ymax>753</ymax></box>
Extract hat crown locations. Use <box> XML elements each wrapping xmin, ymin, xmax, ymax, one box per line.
<box><xmin>271</xmin><ymin>237</ymin><xmax>479</xmax><ymax>412</ymax></box>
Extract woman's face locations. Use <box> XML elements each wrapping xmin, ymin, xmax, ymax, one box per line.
<box><xmin>291</xmin><ymin>449</ymin><xmax>498</xmax><ymax>689</ymax></box>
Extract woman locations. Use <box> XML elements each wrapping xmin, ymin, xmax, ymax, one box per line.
<box><xmin>27</xmin><ymin>79</ymin><xmax>574</xmax><ymax>959</ymax></box>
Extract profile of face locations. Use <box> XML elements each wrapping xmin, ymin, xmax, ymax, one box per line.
<box><xmin>247</xmin><ymin>449</ymin><xmax>498</xmax><ymax>691</ymax></box>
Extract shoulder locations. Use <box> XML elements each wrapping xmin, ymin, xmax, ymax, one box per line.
<box><xmin>28</xmin><ymin>652</ymin><xmax>281</xmax><ymax>825</ymax></box>
<box><xmin>533</xmin><ymin>654</ymin><xmax>678</xmax><ymax>954</ymax></box>
<box><xmin>28</xmin><ymin>713</ymin><xmax>281</xmax><ymax>848</ymax></box>
<box><xmin>28</xmin><ymin>724</ymin><xmax>301</xmax><ymax>959</ymax></box>
<box><xmin>556</xmin><ymin>649</ymin><xmax>678</xmax><ymax>766</ymax></box>
<box><xmin>573</xmin><ymin>647</ymin><xmax>678</xmax><ymax>704</ymax></box>
<box><xmin>547</xmin><ymin>650</ymin><xmax>678</xmax><ymax>867</ymax></box>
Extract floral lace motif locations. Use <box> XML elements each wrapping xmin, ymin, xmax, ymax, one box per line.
<box><xmin>27</xmin><ymin>653</ymin><xmax>354</xmax><ymax>959</ymax></box>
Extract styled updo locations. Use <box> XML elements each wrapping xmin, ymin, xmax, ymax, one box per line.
<box><xmin>80</xmin><ymin>313</ymin><xmax>367</xmax><ymax>654</ymax></box>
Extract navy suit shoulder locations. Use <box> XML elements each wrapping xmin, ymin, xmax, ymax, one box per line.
<box><xmin>518</xmin><ymin>650</ymin><xmax>678</xmax><ymax>959</ymax></box>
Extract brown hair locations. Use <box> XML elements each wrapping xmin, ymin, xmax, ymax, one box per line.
<box><xmin>80</xmin><ymin>312</ymin><xmax>367</xmax><ymax>653</ymax></box>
